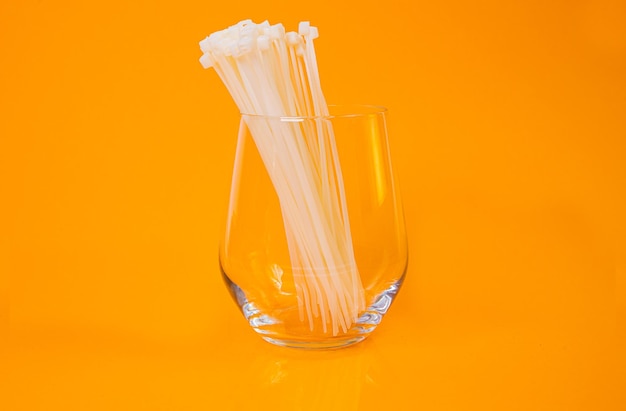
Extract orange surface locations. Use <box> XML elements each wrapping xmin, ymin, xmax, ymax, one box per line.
<box><xmin>3</xmin><ymin>1</ymin><xmax>625</xmax><ymax>409</ymax></box>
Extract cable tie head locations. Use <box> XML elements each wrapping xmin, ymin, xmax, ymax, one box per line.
<box><xmin>298</xmin><ymin>21</ymin><xmax>310</xmax><ymax>36</ymax></box>
<box><xmin>257</xmin><ymin>35</ymin><xmax>270</xmax><ymax>51</ymax></box>
<box><xmin>223</xmin><ymin>39</ymin><xmax>238</xmax><ymax>57</ymax></box>
<box><xmin>240</xmin><ymin>24</ymin><xmax>257</xmax><ymax>38</ymax></box>
<box><xmin>270</xmin><ymin>23</ymin><xmax>285</xmax><ymax>40</ymax></box>
<box><xmin>208</xmin><ymin>32</ymin><xmax>221</xmax><ymax>47</ymax></box>
<box><xmin>199</xmin><ymin>36</ymin><xmax>211</xmax><ymax>53</ymax></box>
<box><xmin>199</xmin><ymin>53</ymin><xmax>214</xmax><ymax>69</ymax></box>
<box><xmin>227</xmin><ymin>25</ymin><xmax>239</xmax><ymax>39</ymax></box>
<box><xmin>236</xmin><ymin>19</ymin><xmax>253</xmax><ymax>29</ymax></box>
<box><xmin>286</xmin><ymin>31</ymin><xmax>301</xmax><ymax>46</ymax></box>
<box><xmin>238</xmin><ymin>36</ymin><xmax>254</xmax><ymax>55</ymax></box>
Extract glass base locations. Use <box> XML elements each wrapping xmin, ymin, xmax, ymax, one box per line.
<box><xmin>261</xmin><ymin>335</ymin><xmax>367</xmax><ymax>350</ymax></box>
<box><xmin>221</xmin><ymin>266</ymin><xmax>405</xmax><ymax>350</ymax></box>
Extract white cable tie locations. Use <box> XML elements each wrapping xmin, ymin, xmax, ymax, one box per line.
<box><xmin>236</xmin><ymin>19</ymin><xmax>253</xmax><ymax>30</ymax></box>
<box><xmin>257</xmin><ymin>35</ymin><xmax>270</xmax><ymax>51</ymax></box>
<box><xmin>199</xmin><ymin>36</ymin><xmax>212</xmax><ymax>52</ymax></box>
<box><xmin>238</xmin><ymin>36</ymin><xmax>254</xmax><ymax>55</ymax></box>
<box><xmin>224</xmin><ymin>39</ymin><xmax>238</xmax><ymax>57</ymax></box>
<box><xmin>298</xmin><ymin>21</ymin><xmax>310</xmax><ymax>36</ymax></box>
<box><xmin>199</xmin><ymin>53</ymin><xmax>214</xmax><ymax>69</ymax></box>
<box><xmin>208</xmin><ymin>32</ymin><xmax>222</xmax><ymax>48</ymax></box>
<box><xmin>227</xmin><ymin>25</ymin><xmax>239</xmax><ymax>38</ymax></box>
<box><xmin>270</xmin><ymin>23</ymin><xmax>285</xmax><ymax>39</ymax></box>
<box><xmin>240</xmin><ymin>24</ymin><xmax>257</xmax><ymax>38</ymax></box>
<box><xmin>286</xmin><ymin>31</ymin><xmax>300</xmax><ymax>46</ymax></box>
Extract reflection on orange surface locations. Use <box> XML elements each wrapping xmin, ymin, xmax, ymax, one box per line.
<box><xmin>239</xmin><ymin>343</ymin><xmax>373</xmax><ymax>411</ymax></box>
<box><xmin>3</xmin><ymin>0</ymin><xmax>624</xmax><ymax>409</ymax></box>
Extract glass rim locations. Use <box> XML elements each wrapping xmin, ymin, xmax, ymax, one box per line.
<box><xmin>240</xmin><ymin>104</ymin><xmax>388</xmax><ymax>120</ymax></box>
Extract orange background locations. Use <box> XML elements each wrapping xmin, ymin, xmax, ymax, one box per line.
<box><xmin>3</xmin><ymin>1</ymin><xmax>625</xmax><ymax>409</ymax></box>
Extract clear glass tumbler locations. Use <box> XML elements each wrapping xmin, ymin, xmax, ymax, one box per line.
<box><xmin>219</xmin><ymin>105</ymin><xmax>408</xmax><ymax>349</ymax></box>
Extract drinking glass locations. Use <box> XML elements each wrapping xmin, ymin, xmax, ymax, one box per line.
<box><xmin>219</xmin><ymin>105</ymin><xmax>408</xmax><ymax>349</ymax></box>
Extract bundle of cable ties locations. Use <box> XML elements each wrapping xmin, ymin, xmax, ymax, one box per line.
<box><xmin>199</xmin><ymin>19</ymin><xmax>365</xmax><ymax>336</ymax></box>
